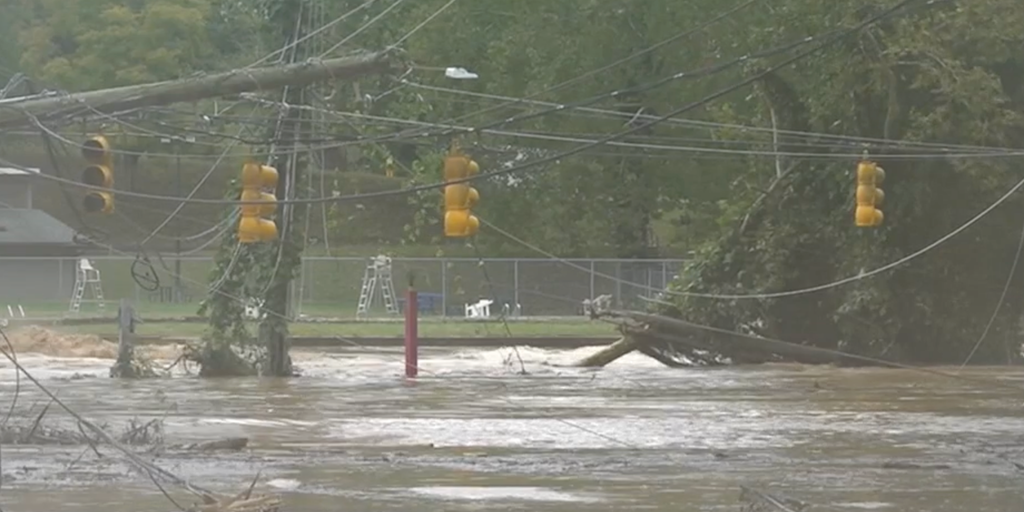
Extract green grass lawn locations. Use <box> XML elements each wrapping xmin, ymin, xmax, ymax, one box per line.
<box><xmin>52</xmin><ymin>318</ymin><xmax>618</xmax><ymax>339</ymax></box>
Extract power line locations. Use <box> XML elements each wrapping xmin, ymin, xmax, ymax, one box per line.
<box><xmin>408</xmin><ymin>27</ymin><xmax>842</xmax><ymax>140</ymax></box>
<box><xmin>401</xmin><ymin>81</ymin><xmax>1016</xmax><ymax>155</ymax></box>
<box><xmin>389</xmin><ymin>0</ymin><xmax>458</xmax><ymax>49</ymax></box>
<box><xmin>66</xmin><ymin>212</ymin><xmax>1024</xmax><ymax>395</ymax></box>
<box><xmin>8</xmin><ymin>0</ymin><xmax>947</xmax><ymax>208</ymax></box>
<box><xmin>384</xmin><ymin>0</ymin><xmax>949</xmax><ymax>145</ymax></box>
<box><xmin>249</xmin><ymin>0</ymin><xmax>380</xmax><ymax>67</ymax></box>
<box><xmin>318</xmin><ymin>0</ymin><xmax>409</xmax><ymax>58</ymax></box>
<box><xmin>251</xmin><ymin>102</ymin><xmax>1023</xmax><ymax>160</ymax></box>
<box><xmin>400</xmin><ymin>0</ymin><xmax>766</xmax><ymax>138</ymax></box>
<box><xmin>958</xmin><ymin>212</ymin><xmax>1024</xmax><ymax>369</ymax></box>
<box><xmin>480</xmin><ymin>161</ymin><xmax>1024</xmax><ymax>301</ymax></box>
<box><xmin>9</xmin><ymin>0</ymin><xmax>799</xmax><ymax>163</ymax></box>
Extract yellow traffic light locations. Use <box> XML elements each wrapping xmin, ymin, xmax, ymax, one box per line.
<box><xmin>237</xmin><ymin>161</ymin><xmax>279</xmax><ymax>243</ymax></box>
<box><xmin>81</xmin><ymin>135</ymin><xmax>114</xmax><ymax>214</ymax></box>
<box><xmin>855</xmin><ymin>160</ymin><xmax>885</xmax><ymax>227</ymax></box>
<box><xmin>442</xmin><ymin>151</ymin><xmax>480</xmax><ymax>237</ymax></box>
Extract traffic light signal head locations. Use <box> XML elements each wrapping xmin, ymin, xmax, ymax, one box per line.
<box><xmin>81</xmin><ymin>135</ymin><xmax>114</xmax><ymax>214</ymax></box>
<box><xmin>242</xmin><ymin>162</ymin><xmax>279</xmax><ymax>189</ymax></box>
<box><xmin>442</xmin><ymin>152</ymin><xmax>480</xmax><ymax>237</ymax></box>
<box><xmin>855</xmin><ymin>160</ymin><xmax>884</xmax><ymax>227</ymax></box>
<box><xmin>237</xmin><ymin>161</ymin><xmax>279</xmax><ymax>243</ymax></box>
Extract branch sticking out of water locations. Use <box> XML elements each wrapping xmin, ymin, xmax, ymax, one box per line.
<box><xmin>0</xmin><ymin>326</ymin><xmax>281</xmax><ymax>512</ymax></box>
<box><xmin>739</xmin><ymin>485</ymin><xmax>809</xmax><ymax>512</ymax></box>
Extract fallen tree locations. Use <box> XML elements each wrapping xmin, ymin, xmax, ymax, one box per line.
<box><xmin>577</xmin><ymin>309</ymin><xmax>1020</xmax><ymax>374</ymax></box>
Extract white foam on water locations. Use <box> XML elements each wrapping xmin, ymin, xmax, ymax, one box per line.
<box><xmin>407</xmin><ymin>486</ymin><xmax>601</xmax><ymax>503</ymax></box>
<box><xmin>266</xmin><ymin>478</ymin><xmax>302</xmax><ymax>491</ymax></box>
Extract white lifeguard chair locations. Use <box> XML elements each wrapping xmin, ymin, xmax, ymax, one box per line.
<box><xmin>355</xmin><ymin>255</ymin><xmax>399</xmax><ymax>318</ymax></box>
<box><xmin>464</xmin><ymin>299</ymin><xmax>494</xmax><ymax>319</ymax></box>
<box><xmin>69</xmin><ymin>258</ymin><xmax>105</xmax><ymax>313</ymax></box>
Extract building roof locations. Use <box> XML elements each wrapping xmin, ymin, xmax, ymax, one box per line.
<box><xmin>0</xmin><ymin>209</ymin><xmax>78</xmax><ymax>246</ymax></box>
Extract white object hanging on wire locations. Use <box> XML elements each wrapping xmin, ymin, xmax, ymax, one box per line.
<box><xmin>445</xmin><ymin>67</ymin><xmax>479</xmax><ymax>80</ymax></box>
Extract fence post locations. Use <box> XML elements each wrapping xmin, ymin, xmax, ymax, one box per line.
<box><xmin>513</xmin><ymin>259</ymin><xmax>519</xmax><ymax>310</ymax></box>
<box><xmin>589</xmin><ymin>260</ymin><xmax>595</xmax><ymax>299</ymax></box>
<box><xmin>295</xmin><ymin>257</ymin><xmax>306</xmax><ymax>317</ymax></box>
<box><xmin>440</xmin><ymin>258</ymin><xmax>447</xmax><ymax>318</ymax></box>
<box><xmin>614</xmin><ymin>261</ymin><xmax>622</xmax><ymax>307</ymax></box>
<box><xmin>404</xmin><ymin>286</ymin><xmax>418</xmax><ymax>378</ymax></box>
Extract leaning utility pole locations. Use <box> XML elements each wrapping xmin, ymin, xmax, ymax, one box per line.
<box><xmin>259</xmin><ymin>0</ymin><xmax>313</xmax><ymax>377</ymax></box>
<box><xmin>0</xmin><ymin>52</ymin><xmax>393</xmax><ymax>129</ymax></box>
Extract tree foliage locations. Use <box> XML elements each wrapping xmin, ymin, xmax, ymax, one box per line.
<box><xmin>659</xmin><ymin>0</ymin><xmax>1024</xmax><ymax>364</ymax></box>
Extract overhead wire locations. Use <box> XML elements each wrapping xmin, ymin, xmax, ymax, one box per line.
<box><xmin>76</xmin><ymin>229</ymin><xmax>641</xmax><ymax>448</ymax></box>
<box><xmin>468</xmin><ymin>238</ymin><xmax>523</xmax><ymax>373</ymax></box>
<box><xmin>248</xmin><ymin>0</ymin><xmax>380</xmax><ymax>67</ymax></box>
<box><xmin>114</xmin><ymin>208</ymin><xmax>237</xmax><ymax>247</ymax></box>
<box><xmin>131</xmin><ymin>101</ymin><xmax>1017</xmax><ymax>158</ymax></box>
<box><xmin>3</xmin><ymin>0</ymin><xmax>966</xmax><ymax>210</ymax></box>
<box><xmin>253</xmin><ymin>3</ymin><xmax>308</xmax><ymax>300</ymax></box>
<box><xmin>472</xmin><ymin>215</ymin><xmax>1024</xmax><ymax>384</ymax></box>
<box><xmin>244</xmin><ymin>102</ymin><xmax>1024</xmax><ymax>160</ymax></box>
<box><xmin>318</xmin><ymin>0</ymin><xmax>409</xmax><ymax>58</ymax></box>
<box><xmin>957</xmin><ymin>213</ymin><xmax>1024</xmax><ymax>370</ymax></box>
<box><xmin>0</xmin><ymin>12</ymin><xmax>859</xmax><ymax>162</ymax></box>
<box><xmin>3</xmin><ymin>0</ymin><xmax>964</xmax><ymax>168</ymax></box>
<box><xmin>379</xmin><ymin>0</ymin><xmax>949</xmax><ymax>146</ymax></box>
<box><xmin>0</xmin><ymin>0</ymin><xmax>1018</xmax><ymax>479</ymax></box>
<box><xmin>387</xmin><ymin>0</ymin><xmax>457</xmax><ymax>49</ymax></box>
<box><xmin>71</xmin><ymin>200</ymin><xmax>1024</xmax><ymax>398</ymax></box>
<box><xmin>401</xmin><ymin>27</ymin><xmax>848</xmax><ymax>140</ymax></box>
<box><xmin>394</xmin><ymin>0</ymin><xmax>767</xmax><ymax>140</ymax></box>
<box><xmin>475</xmin><ymin>154</ymin><xmax>1024</xmax><ymax>302</ymax></box>
<box><xmin>25</xmin><ymin>101</ymin><xmax>1024</xmax><ymax>184</ymax></box>
<box><xmin>619</xmin><ymin>309</ymin><xmax>1024</xmax><ymax>391</ymax></box>
<box><xmin>400</xmin><ymin>80</ymin><xmax>1017</xmax><ymax>155</ymax></box>
<box><xmin>2</xmin><ymin>0</ymin><xmax>1002</xmax><ymax>307</ymax></box>
<box><xmin>138</xmin><ymin>136</ymin><xmax>243</xmax><ymax>246</ymax></box>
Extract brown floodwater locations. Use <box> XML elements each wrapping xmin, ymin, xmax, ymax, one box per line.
<box><xmin>0</xmin><ymin>346</ymin><xmax>1022</xmax><ymax>511</ymax></box>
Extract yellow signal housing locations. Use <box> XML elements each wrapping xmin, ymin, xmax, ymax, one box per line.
<box><xmin>238</xmin><ymin>161</ymin><xmax>279</xmax><ymax>243</ymax></box>
<box><xmin>81</xmin><ymin>135</ymin><xmax>115</xmax><ymax>214</ymax></box>
<box><xmin>855</xmin><ymin>160</ymin><xmax>885</xmax><ymax>227</ymax></box>
<box><xmin>442</xmin><ymin>152</ymin><xmax>480</xmax><ymax>237</ymax></box>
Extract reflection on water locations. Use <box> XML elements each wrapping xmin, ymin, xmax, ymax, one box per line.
<box><xmin>0</xmin><ymin>346</ymin><xmax>1022</xmax><ymax>511</ymax></box>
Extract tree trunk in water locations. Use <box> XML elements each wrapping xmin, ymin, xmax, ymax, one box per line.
<box><xmin>198</xmin><ymin>343</ymin><xmax>256</xmax><ymax>378</ymax></box>
<box><xmin>575</xmin><ymin>336</ymin><xmax>640</xmax><ymax>367</ymax></box>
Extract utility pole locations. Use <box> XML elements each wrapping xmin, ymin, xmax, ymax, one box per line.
<box><xmin>259</xmin><ymin>0</ymin><xmax>311</xmax><ymax>377</ymax></box>
<box><xmin>0</xmin><ymin>52</ymin><xmax>393</xmax><ymax>129</ymax></box>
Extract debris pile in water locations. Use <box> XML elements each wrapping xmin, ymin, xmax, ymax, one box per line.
<box><xmin>5</xmin><ymin>325</ymin><xmax>119</xmax><ymax>358</ymax></box>
<box><xmin>0</xmin><ymin>411</ymin><xmax>164</xmax><ymax>447</ymax></box>
<box><xmin>4</xmin><ymin>325</ymin><xmax>181</xmax><ymax>360</ymax></box>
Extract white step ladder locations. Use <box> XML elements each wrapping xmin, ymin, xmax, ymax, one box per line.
<box><xmin>70</xmin><ymin>258</ymin><xmax>105</xmax><ymax>313</ymax></box>
<box><xmin>355</xmin><ymin>255</ymin><xmax>399</xmax><ymax>318</ymax></box>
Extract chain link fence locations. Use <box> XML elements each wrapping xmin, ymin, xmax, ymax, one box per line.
<box><xmin>0</xmin><ymin>256</ymin><xmax>685</xmax><ymax>318</ymax></box>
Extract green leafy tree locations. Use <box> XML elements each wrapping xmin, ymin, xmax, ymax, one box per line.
<box><xmin>662</xmin><ymin>0</ymin><xmax>1024</xmax><ymax>364</ymax></box>
<box><xmin>18</xmin><ymin>0</ymin><xmax>225</xmax><ymax>90</ymax></box>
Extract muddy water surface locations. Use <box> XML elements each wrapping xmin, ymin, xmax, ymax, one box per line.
<box><xmin>0</xmin><ymin>346</ymin><xmax>1022</xmax><ymax>511</ymax></box>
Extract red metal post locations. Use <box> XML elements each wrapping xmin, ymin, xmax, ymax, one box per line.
<box><xmin>404</xmin><ymin>288</ymin><xmax>419</xmax><ymax>378</ymax></box>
